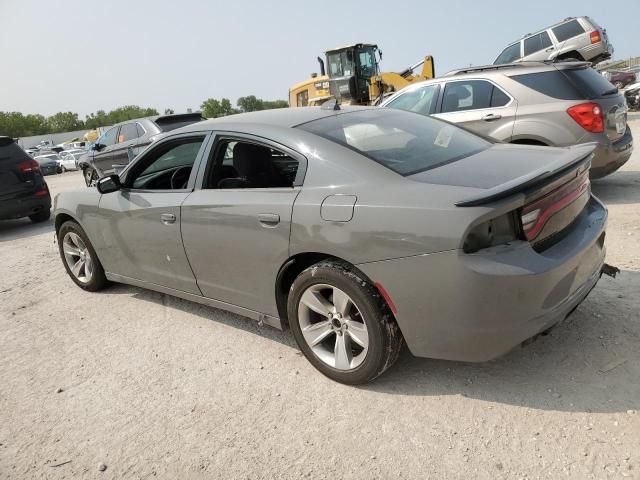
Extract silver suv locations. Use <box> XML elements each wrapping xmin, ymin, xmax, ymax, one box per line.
<box><xmin>494</xmin><ymin>16</ymin><xmax>612</xmax><ymax>66</ymax></box>
<box><xmin>381</xmin><ymin>62</ymin><xmax>632</xmax><ymax>178</ymax></box>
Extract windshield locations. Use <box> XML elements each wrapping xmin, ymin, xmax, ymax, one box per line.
<box><xmin>327</xmin><ymin>50</ymin><xmax>354</xmax><ymax>78</ymax></box>
<box><xmin>297</xmin><ymin>109</ymin><xmax>490</xmax><ymax>176</ymax></box>
<box><xmin>494</xmin><ymin>43</ymin><xmax>521</xmax><ymax>64</ymax></box>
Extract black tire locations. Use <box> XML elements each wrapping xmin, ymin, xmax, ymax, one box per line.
<box><xmin>287</xmin><ymin>260</ymin><xmax>403</xmax><ymax>384</ymax></box>
<box><xmin>57</xmin><ymin>220</ymin><xmax>109</xmax><ymax>292</ymax></box>
<box><xmin>28</xmin><ymin>208</ymin><xmax>51</xmax><ymax>223</ymax></box>
<box><xmin>83</xmin><ymin>167</ymin><xmax>98</xmax><ymax>187</ymax></box>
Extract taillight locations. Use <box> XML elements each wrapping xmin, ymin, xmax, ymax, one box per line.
<box><xmin>590</xmin><ymin>31</ymin><xmax>601</xmax><ymax>44</ymax></box>
<box><xmin>521</xmin><ymin>175</ymin><xmax>590</xmax><ymax>241</ymax></box>
<box><xmin>567</xmin><ymin>102</ymin><xmax>604</xmax><ymax>133</ymax></box>
<box><xmin>17</xmin><ymin>159</ymin><xmax>40</xmax><ymax>172</ymax></box>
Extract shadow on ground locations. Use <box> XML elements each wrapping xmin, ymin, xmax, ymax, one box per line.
<box><xmin>0</xmin><ymin>217</ymin><xmax>53</xmax><ymax>243</ymax></box>
<box><xmin>592</xmin><ymin>169</ymin><xmax>640</xmax><ymax>205</ymax></box>
<box><xmin>100</xmin><ymin>269</ymin><xmax>639</xmax><ymax>414</ymax></box>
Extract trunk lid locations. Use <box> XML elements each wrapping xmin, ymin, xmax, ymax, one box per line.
<box><xmin>410</xmin><ymin>142</ymin><xmax>595</xmax><ymax>250</ymax></box>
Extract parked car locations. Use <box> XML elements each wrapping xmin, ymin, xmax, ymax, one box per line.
<box><xmin>494</xmin><ymin>16</ymin><xmax>612</xmax><ymax>66</ymax></box>
<box><xmin>58</xmin><ymin>150</ymin><xmax>85</xmax><ymax>171</ymax></box>
<box><xmin>0</xmin><ymin>136</ymin><xmax>51</xmax><ymax>223</ymax></box>
<box><xmin>54</xmin><ymin>107</ymin><xmax>607</xmax><ymax>384</ymax></box>
<box><xmin>78</xmin><ymin>112</ymin><xmax>206</xmax><ymax>186</ymax></box>
<box><xmin>34</xmin><ymin>153</ymin><xmax>62</xmax><ymax>175</ymax></box>
<box><xmin>381</xmin><ymin>61</ymin><xmax>632</xmax><ymax>178</ymax></box>
<box><xmin>603</xmin><ymin>70</ymin><xmax>637</xmax><ymax>90</ymax></box>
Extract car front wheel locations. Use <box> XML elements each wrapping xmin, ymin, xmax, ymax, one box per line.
<box><xmin>57</xmin><ymin>221</ymin><xmax>108</xmax><ymax>291</ymax></box>
<box><xmin>288</xmin><ymin>260</ymin><xmax>403</xmax><ymax>384</ymax></box>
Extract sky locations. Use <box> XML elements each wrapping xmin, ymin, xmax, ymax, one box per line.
<box><xmin>1</xmin><ymin>0</ymin><xmax>639</xmax><ymax>117</ymax></box>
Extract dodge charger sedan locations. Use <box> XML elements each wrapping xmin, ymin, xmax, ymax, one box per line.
<box><xmin>53</xmin><ymin>107</ymin><xmax>607</xmax><ymax>384</ymax></box>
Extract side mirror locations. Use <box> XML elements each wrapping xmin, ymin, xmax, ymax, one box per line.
<box><xmin>93</xmin><ymin>143</ymin><xmax>105</xmax><ymax>152</ymax></box>
<box><xmin>96</xmin><ymin>174</ymin><xmax>121</xmax><ymax>194</ymax></box>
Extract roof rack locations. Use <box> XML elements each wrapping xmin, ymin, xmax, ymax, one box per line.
<box><xmin>444</xmin><ymin>63</ymin><xmax>530</xmax><ymax>76</ymax></box>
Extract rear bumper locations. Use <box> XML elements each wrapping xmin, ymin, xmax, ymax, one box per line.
<box><xmin>590</xmin><ymin>126</ymin><xmax>633</xmax><ymax>179</ymax></box>
<box><xmin>358</xmin><ymin>195</ymin><xmax>607</xmax><ymax>362</ymax></box>
<box><xmin>0</xmin><ymin>191</ymin><xmax>51</xmax><ymax>220</ymax></box>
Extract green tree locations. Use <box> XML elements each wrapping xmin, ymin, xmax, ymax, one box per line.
<box><xmin>200</xmin><ymin>98</ymin><xmax>238</xmax><ymax>118</ymax></box>
<box><xmin>0</xmin><ymin>112</ymin><xmax>50</xmax><ymax>137</ymax></box>
<box><xmin>236</xmin><ymin>95</ymin><xmax>288</xmax><ymax>112</ymax></box>
<box><xmin>47</xmin><ymin>112</ymin><xmax>84</xmax><ymax>133</ymax></box>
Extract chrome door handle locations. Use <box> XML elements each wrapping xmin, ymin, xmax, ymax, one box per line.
<box><xmin>481</xmin><ymin>113</ymin><xmax>502</xmax><ymax>122</ymax></box>
<box><xmin>258</xmin><ymin>213</ymin><xmax>280</xmax><ymax>226</ymax></box>
<box><xmin>160</xmin><ymin>213</ymin><xmax>176</xmax><ymax>224</ymax></box>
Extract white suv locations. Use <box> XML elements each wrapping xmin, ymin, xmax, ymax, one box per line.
<box><xmin>494</xmin><ymin>16</ymin><xmax>613</xmax><ymax>66</ymax></box>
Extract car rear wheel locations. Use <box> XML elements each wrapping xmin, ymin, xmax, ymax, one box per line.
<box><xmin>57</xmin><ymin>221</ymin><xmax>108</xmax><ymax>291</ymax></box>
<box><xmin>83</xmin><ymin>167</ymin><xmax>98</xmax><ymax>187</ymax></box>
<box><xmin>288</xmin><ymin>260</ymin><xmax>403</xmax><ymax>384</ymax></box>
<box><xmin>29</xmin><ymin>208</ymin><xmax>51</xmax><ymax>223</ymax></box>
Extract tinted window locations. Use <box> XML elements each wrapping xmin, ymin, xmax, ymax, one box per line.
<box><xmin>206</xmin><ymin>140</ymin><xmax>298</xmax><ymax>189</ymax></box>
<box><xmin>153</xmin><ymin>114</ymin><xmax>205</xmax><ymax>132</ymax></box>
<box><xmin>494</xmin><ymin>43</ymin><xmax>521</xmax><ymax>64</ymax></box>
<box><xmin>491</xmin><ymin>87</ymin><xmax>510</xmax><ymax>107</ymax></box>
<box><xmin>99</xmin><ymin>127</ymin><xmax>118</xmax><ymax>146</ymax></box>
<box><xmin>552</xmin><ymin>20</ymin><xmax>585</xmax><ymax>42</ymax></box>
<box><xmin>0</xmin><ymin>140</ymin><xmax>28</xmax><ymax>164</ymax></box>
<box><xmin>385</xmin><ymin>84</ymin><xmax>439</xmax><ymax>115</ymax></box>
<box><xmin>441</xmin><ymin>80</ymin><xmax>493</xmax><ymax>112</ymax></box>
<box><xmin>136</xmin><ymin>123</ymin><xmax>146</xmax><ymax>137</ymax></box>
<box><xmin>524</xmin><ymin>31</ymin><xmax>553</xmax><ymax>56</ymax></box>
<box><xmin>510</xmin><ymin>71</ymin><xmax>583</xmax><ymax>100</ymax></box>
<box><xmin>118</xmin><ymin>123</ymin><xmax>139</xmax><ymax>143</ymax></box>
<box><xmin>561</xmin><ymin>67</ymin><xmax>617</xmax><ymax>98</ymax></box>
<box><xmin>130</xmin><ymin>137</ymin><xmax>204</xmax><ymax>190</ymax></box>
<box><xmin>297</xmin><ymin>109</ymin><xmax>489</xmax><ymax>177</ymax></box>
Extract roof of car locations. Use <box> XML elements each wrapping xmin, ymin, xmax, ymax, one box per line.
<box><xmin>179</xmin><ymin>106</ymin><xmax>376</xmax><ymax>132</ymax></box>
<box><xmin>443</xmin><ymin>61</ymin><xmax>590</xmax><ymax>77</ymax></box>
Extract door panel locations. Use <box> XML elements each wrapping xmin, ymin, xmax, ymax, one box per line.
<box><xmin>98</xmin><ymin>190</ymin><xmax>200</xmax><ymax>293</ymax></box>
<box><xmin>181</xmin><ymin>188</ymin><xmax>299</xmax><ymax>315</ymax></box>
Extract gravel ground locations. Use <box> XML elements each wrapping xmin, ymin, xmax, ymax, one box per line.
<box><xmin>1</xmin><ymin>120</ymin><xmax>639</xmax><ymax>479</ymax></box>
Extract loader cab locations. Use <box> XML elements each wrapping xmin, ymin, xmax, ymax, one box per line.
<box><xmin>326</xmin><ymin>43</ymin><xmax>379</xmax><ymax>104</ymax></box>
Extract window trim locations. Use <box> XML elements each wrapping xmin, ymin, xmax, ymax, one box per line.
<box><xmin>119</xmin><ymin>132</ymin><xmax>211</xmax><ymax>193</ymax></box>
<box><xmin>436</xmin><ymin>78</ymin><xmax>515</xmax><ymax>114</ymax></box>
<box><xmin>194</xmin><ymin>131</ymin><xmax>308</xmax><ymax>190</ymax></box>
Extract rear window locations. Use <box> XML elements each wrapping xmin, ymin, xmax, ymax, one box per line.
<box><xmin>511</xmin><ymin>67</ymin><xmax>616</xmax><ymax>100</ymax></box>
<box><xmin>297</xmin><ymin>109</ymin><xmax>489</xmax><ymax>176</ymax></box>
<box><xmin>0</xmin><ymin>140</ymin><xmax>29</xmax><ymax>164</ymax></box>
<box><xmin>153</xmin><ymin>114</ymin><xmax>205</xmax><ymax>132</ymax></box>
<box><xmin>552</xmin><ymin>20</ymin><xmax>585</xmax><ymax>42</ymax></box>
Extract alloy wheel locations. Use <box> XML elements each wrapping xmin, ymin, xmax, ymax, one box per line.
<box><xmin>62</xmin><ymin>232</ymin><xmax>94</xmax><ymax>284</ymax></box>
<box><xmin>297</xmin><ymin>284</ymin><xmax>369</xmax><ymax>370</ymax></box>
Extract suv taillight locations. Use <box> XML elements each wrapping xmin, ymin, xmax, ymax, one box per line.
<box><xmin>17</xmin><ymin>159</ymin><xmax>40</xmax><ymax>172</ymax></box>
<box><xmin>567</xmin><ymin>102</ymin><xmax>604</xmax><ymax>133</ymax></box>
<box><xmin>590</xmin><ymin>31</ymin><xmax>601</xmax><ymax>44</ymax></box>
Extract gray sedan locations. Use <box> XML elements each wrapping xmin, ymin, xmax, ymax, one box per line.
<box><xmin>53</xmin><ymin>107</ymin><xmax>607</xmax><ymax>384</ymax></box>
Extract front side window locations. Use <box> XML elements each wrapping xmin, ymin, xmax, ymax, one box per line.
<box><xmin>128</xmin><ymin>137</ymin><xmax>204</xmax><ymax>190</ymax></box>
<box><xmin>384</xmin><ymin>84</ymin><xmax>439</xmax><ymax>116</ymax></box>
<box><xmin>524</xmin><ymin>31</ymin><xmax>553</xmax><ymax>56</ymax></box>
<box><xmin>297</xmin><ymin>109</ymin><xmax>489</xmax><ymax>177</ymax></box>
<box><xmin>98</xmin><ymin>127</ymin><xmax>118</xmax><ymax>147</ymax></box>
<box><xmin>205</xmin><ymin>140</ymin><xmax>298</xmax><ymax>189</ymax></box>
<box><xmin>494</xmin><ymin>43</ymin><xmax>521</xmax><ymax>64</ymax></box>
<box><xmin>357</xmin><ymin>48</ymin><xmax>376</xmax><ymax>78</ymax></box>
<box><xmin>552</xmin><ymin>20</ymin><xmax>585</xmax><ymax>42</ymax></box>
<box><xmin>118</xmin><ymin>123</ymin><xmax>139</xmax><ymax>143</ymax></box>
<box><xmin>441</xmin><ymin>80</ymin><xmax>494</xmax><ymax>112</ymax></box>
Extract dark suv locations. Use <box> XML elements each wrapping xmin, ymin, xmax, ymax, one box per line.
<box><xmin>79</xmin><ymin>113</ymin><xmax>205</xmax><ymax>186</ymax></box>
<box><xmin>0</xmin><ymin>136</ymin><xmax>52</xmax><ymax>223</ymax></box>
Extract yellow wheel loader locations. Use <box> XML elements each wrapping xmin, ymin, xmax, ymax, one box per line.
<box><xmin>289</xmin><ymin>43</ymin><xmax>435</xmax><ymax>107</ymax></box>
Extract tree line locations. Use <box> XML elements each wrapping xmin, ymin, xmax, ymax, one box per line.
<box><xmin>1</xmin><ymin>96</ymin><xmax>288</xmax><ymax>138</ymax></box>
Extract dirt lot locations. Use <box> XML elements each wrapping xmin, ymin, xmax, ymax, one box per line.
<box><xmin>1</xmin><ymin>119</ymin><xmax>639</xmax><ymax>479</ymax></box>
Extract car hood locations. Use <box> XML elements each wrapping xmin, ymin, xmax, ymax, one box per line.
<box><xmin>408</xmin><ymin>143</ymin><xmax>596</xmax><ymax>190</ymax></box>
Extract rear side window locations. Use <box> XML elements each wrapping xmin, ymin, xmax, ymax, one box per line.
<box><xmin>297</xmin><ymin>109</ymin><xmax>490</xmax><ymax>177</ymax></box>
<box><xmin>524</xmin><ymin>31</ymin><xmax>553</xmax><ymax>56</ymax></box>
<box><xmin>441</xmin><ymin>80</ymin><xmax>495</xmax><ymax>112</ymax></box>
<box><xmin>491</xmin><ymin>88</ymin><xmax>510</xmax><ymax>107</ymax></box>
<box><xmin>494</xmin><ymin>43</ymin><xmax>521</xmax><ymax>64</ymax></box>
<box><xmin>552</xmin><ymin>20</ymin><xmax>585</xmax><ymax>42</ymax></box>
<box><xmin>510</xmin><ymin>71</ymin><xmax>582</xmax><ymax>100</ymax></box>
<box><xmin>384</xmin><ymin>84</ymin><xmax>439</xmax><ymax>115</ymax></box>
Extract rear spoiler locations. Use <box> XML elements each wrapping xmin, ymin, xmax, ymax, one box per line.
<box><xmin>455</xmin><ymin>144</ymin><xmax>596</xmax><ymax>207</ymax></box>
